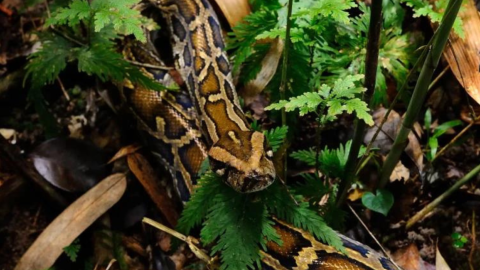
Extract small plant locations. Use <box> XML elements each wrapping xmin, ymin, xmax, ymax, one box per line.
<box><xmin>424</xmin><ymin>109</ymin><xmax>463</xmax><ymax>161</ymax></box>
<box><xmin>63</xmin><ymin>239</ymin><xmax>81</xmax><ymax>262</ymax></box>
<box><xmin>177</xmin><ymin>172</ymin><xmax>344</xmax><ymax>270</ymax></box>
<box><xmin>451</xmin><ymin>232</ymin><xmax>468</xmax><ymax>248</ymax></box>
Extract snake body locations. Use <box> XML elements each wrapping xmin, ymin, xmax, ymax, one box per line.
<box><xmin>122</xmin><ymin>0</ymin><xmax>399</xmax><ymax>269</ymax></box>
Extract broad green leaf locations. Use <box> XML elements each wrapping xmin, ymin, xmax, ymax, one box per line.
<box><xmin>361</xmin><ymin>189</ymin><xmax>394</xmax><ymax>216</ymax></box>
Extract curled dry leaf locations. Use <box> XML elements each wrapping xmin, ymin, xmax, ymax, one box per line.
<box><xmin>14</xmin><ymin>173</ymin><xmax>127</xmax><ymax>270</ymax></box>
<box><xmin>127</xmin><ymin>152</ymin><xmax>179</xmax><ymax>227</ymax></box>
<box><xmin>212</xmin><ymin>0</ymin><xmax>251</xmax><ymax>28</ymax></box>
<box><xmin>243</xmin><ymin>38</ymin><xmax>285</xmax><ymax>105</ymax></box>
<box><xmin>364</xmin><ymin>107</ymin><xmax>423</xmax><ymax>171</ymax></box>
<box><xmin>441</xmin><ymin>0</ymin><xmax>480</xmax><ymax>105</ymax></box>
<box><xmin>31</xmin><ymin>138</ymin><xmax>110</xmax><ymax>193</ymax></box>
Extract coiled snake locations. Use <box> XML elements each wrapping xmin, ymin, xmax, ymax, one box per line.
<box><xmin>121</xmin><ymin>0</ymin><xmax>399</xmax><ymax>269</ymax></box>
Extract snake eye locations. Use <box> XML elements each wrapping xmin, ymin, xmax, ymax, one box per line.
<box><xmin>266</xmin><ymin>150</ymin><xmax>273</xmax><ymax>158</ymax></box>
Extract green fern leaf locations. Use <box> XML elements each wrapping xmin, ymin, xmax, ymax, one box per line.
<box><xmin>264</xmin><ymin>126</ymin><xmax>288</xmax><ymax>152</ymax></box>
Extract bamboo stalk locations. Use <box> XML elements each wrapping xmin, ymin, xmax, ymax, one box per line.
<box><xmin>378</xmin><ymin>0</ymin><xmax>463</xmax><ymax>188</ymax></box>
<box><xmin>406</xmin><ymin>163</ymin><xmax>480</xmax><ymax>229</ymax></box>
<box><xmin>337</xmin><ymin>0</ymin><xmax>383</xmax><ymax>206</ymax></box>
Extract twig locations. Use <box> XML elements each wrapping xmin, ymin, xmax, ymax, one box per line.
<box><xmin>432</xmin><ymin>115</ymin><xmax>480</xmax><ymax>162</ymax></box>
<box><xmin>337</xmin><ymin>0</ymin><xmax>383</xmax><ymax>206</ymax></box>
<box><xmin>379</xmin><ymin>0</ymin><xmax>463</xmax><ymax>188</ymax></box>
<box><xmin>56</xmin><ymin>77</ymin><xmax>70</xmax><ymax>101</ymax></box>
<box><xmin>469</xmin><ymin>210</ymin><xmax>476</xmax><ymax>270</ymax></box>
<box><xmin>142</xmin><ymin>217</ymin><xmax>212</xmax><ymax>265</ymax></box>
<box><xmin>125</xmin><ymin>59</ymin><xmax>172</xmax><ymax>71</ymax></box>
<box><xmin>347</xmin><ymin>204</ymin><xmax>402</xmax><ymax>270</ymax></box>
<box><xmin>406</xmin><ymin>163</ymin><xmax>480</xmax><ymax>229</ymax></box>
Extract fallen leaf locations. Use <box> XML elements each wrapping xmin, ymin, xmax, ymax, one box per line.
<box><xmin>14</xmin><ymin>174</ymin><xmax>127</xmax><ymax>270</ymax></box>
<box><xmin>361</xmin><ymin>189</ymin><xmax>394</xmax><ymax>216</ymax></box>
<box><xmin>436</xmin><ymin>246</ymin><xmax>451</xmax><ymax>270</ymax></box>
<box><xmin>364</xmin><ymin>107</ymin><xmax>423</xmax><ymax>171</ymax></box>
<box><xmin>108</xmin><ymin>144</ymin><xmax>142</xmax><ymax>164</ymax></box>
<box><xmin>390</xmin><ymin>160</ymin><xmax>410</xmax><ymax>182</ymax></box>
<box><xmin>243</xmin><ymin>38</ymin><xmax>284</xmax><ymax>105</ymax></box>
<box><xmin>347</xmin><ymin>188</ymin><xmax>364</xmax><ymax>201</ymax></box>
<box><xmin>31</xmin><ymin>138</ymin><xmax>110</xmax><ymax>193</ymax></box>
<box><xmin>441</xmin><ymin>0</ymin><xmax>480</xmax><ymax>105</ymax></box>
<box><xmin>213</xmin><ymin>0</ymin><xmax>251</xmax><ymax>28</ymax></box>
<box><xmin>127</xmin><ymin>152</ymin><xmax>179</xmax><ymax>227</ymax></box>
<box><xmin>392</xmin><ymin>243</ymin><xmax>426</xmax><ymax>270</ymax></box>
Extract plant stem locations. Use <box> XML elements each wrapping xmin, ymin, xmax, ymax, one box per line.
<box><xmin>337</xmin><ymin>0</ymin><xmax>383</xmax><ymax>206</ymax></box>
<box><xmin>406</xmin><ymin>163</ymin><xmax>480</xmax><ymax>229</ymax></box>
<box><xmin>378</xmin><ymin>0</ymin><xmax>462</xmax><ymax>188</ymax></box>
<box><xmin>278</xmin><ymin>0</ymin><xmax>294</xmax><ymax>180</ymax></box>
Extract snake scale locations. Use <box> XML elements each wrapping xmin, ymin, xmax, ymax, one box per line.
<box><xmin>121</xmin><ymin>0</ymin><xmax>400</xmax><ymax>269</ymax></box>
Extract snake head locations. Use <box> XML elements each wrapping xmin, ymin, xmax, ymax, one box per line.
<box><xmin>208</xmin><ymin>130</ymin><xmax>276</xmax><ymax>193</ymax></box>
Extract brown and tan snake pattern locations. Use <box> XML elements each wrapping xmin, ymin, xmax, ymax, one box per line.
<box><xmin>121</xmin><ymin>0</ymin><xmax>400</xmax><ymax>269</ymax></box>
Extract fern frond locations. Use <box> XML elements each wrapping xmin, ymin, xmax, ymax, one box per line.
<box><xmin>264</xmin><ymin>126</ymin><xmax>288</xmax><ymax>152</ymax></box>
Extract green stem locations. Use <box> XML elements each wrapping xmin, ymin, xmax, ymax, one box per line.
<box><xmin>378</xmin><ymin>0</ymin><xmax>462</xmax><ymax>188</ymax></box>
<box><xmin>278</xmin><ymin>0</ymin><xmax>294</xmax><ymax>180</ymax></box>
<box><xmin>337</xmin><ymin>0</ymin><xmax>383</xmax><ymax>206</ymax></box>
<box><xmin>406</xmin><ymin>163</ymin><xmax>480</xmax><ymax>229</ymax></box>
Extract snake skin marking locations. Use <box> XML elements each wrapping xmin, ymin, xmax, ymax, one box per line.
<box><xmin>157</xmin><ymin>0</ymin><xmax>275</xmax><ymax>192</ymax></box>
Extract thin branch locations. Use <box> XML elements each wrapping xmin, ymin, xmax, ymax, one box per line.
<box><xmin>125</xmin><ymin>59</ymin><xmax>173</xmax><ymax>71</ymax></box>
<box><xmin>337</xmin><ymin>0</ymin><xmax>383</xmax><ymax>206</ymax></box>
<box><xmin>347</xmin><ymin>204</ymin><xmax>402</xmax><ymax>270</ymax></box>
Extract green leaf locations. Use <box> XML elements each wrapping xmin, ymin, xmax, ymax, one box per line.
<box><xmin>424</xmin><ymin>109</ymin><xmax>432</xmax><ymax>131</ymax></box>
<box><xmin>264</xmin><ymin>126</ymin><xmax>288</xmax><ymax>152</ymax></box>
<box><xmin>361</xmin><ymin>189</ymin><xmax>394</xmax><ymax>216</ymax></box>
<box><xmin>63</xmin><ymin>239</ymin><xmax>81</xmax><ymax>262</ymax></box>
<box><xmin>432</xmin><ymin>120</ymin><xmax>462</xmax><ymax>138</ymax></box>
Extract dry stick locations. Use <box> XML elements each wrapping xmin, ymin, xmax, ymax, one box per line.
<box><xmin>125</xmin><ymin>59</ymin><xmax>172</xmax><ymax>71</ymax></box>
<box><xmin>142</xmin><ymin>217</ymin><xmax>212</xmax><ymax>264</ymax></box>
<box><xmin>469</xmin><ymin>211</ymin><xmax>476</xmax><ymax>270</ymax></box>
<box><xmin>378</xmin><ymin>0</ymin><xmax>463</xmax><ymax>188</ymax></box>
<box><xmin>347</xmin><ymin>204</ymin><xmax>402</xmax><ymax>270</ymax></box>
<box><xmin>406</xmin><ymin>163</ymin><xmax>480</xmax><ymax>229</ymax></box>
<box><xmin>337</xmin><ymin>0</ymin><xmax>383</xmax><ymax>206</ymax></box>
<box><xmin>432</xmin><ymin>115</ymin><xmax>480</xmax><ymax>162</ymax></box>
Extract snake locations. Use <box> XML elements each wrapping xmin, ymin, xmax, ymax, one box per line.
<box><xmin>120</xmin><ymin>0</ymin><xmax>400</xmax><ymax>269</ymax></box>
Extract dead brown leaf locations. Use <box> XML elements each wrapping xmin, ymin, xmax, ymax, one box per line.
<box><xmin>108</xmin><ymin>144</ymin><xmax>142</xmax><ymax>164</ymax></box>
<box><xmin>213</xmin><ymin>0</ymin><xmax>251</xmax><ymax>27</ymax></box>
<box><xmin>390</xmin><ymin>160</ymin><xmax>410</xmax><ymax>182</ymax></box>
<box><xmin>127</xmin><ymin>152</ymin><xmax>179</xmax><ymax>227</ymax></box>
<box><xmin>392</xmin><ymin>243</ymin><xmax>426</xmax><ymax>270</ymax></box>
<box><xmin>364</xmin><ymin>107</ymin><xmax>424</xmax><ymax>171</ymax></box>
<box><xmin>14</xmin><ymin>174</ymin><xmax>127</xmax><ymax>270</ymax></box>
<box><xmin>441</xmin><ymin>0</ymin><xmax>480</xmax><ymax>105</ymax></box>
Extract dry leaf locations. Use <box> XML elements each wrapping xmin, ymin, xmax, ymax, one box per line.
<box><xmin>347</xmin><ymin>188</ymin><xmax>364</xmax><ymax>201</ymax></box>
<box><xmin>243</xmin><ymin>38</ymin><xmax>284</xmax><ymax>105</ymax></box>
<box><xmin>436</xmin><ymin>246</ymin><xmax>451</xmax><ymax>270</ymax></box>
<box><xmin>441</xmin><ymin>0</ymin><xmax>480</xmax><ymax>105</ymax></box>
<box><xmin>392</xmin><ymin>243</ymin><xmax>426</xmax><ymax>270</ymax></box>
<box><xmin>108</xmin><ymin>144</ymin><xmax>142</xmax><ymax>164</ymax></box>
<box><xmin>14</xmin><ymin>174</ymin><xmax>127</xmax><ymax>270</ymax></box>
<box><xmin>364</xmin><ymin>108</ymin><xmax>423</xmax><ymax>171</ymax></box>
<box><xmin>213</xmin><ymin>0</ymin><xmax>251</xmax><ymax>27</ymax></box>
<box><xmin>390</xmin><ymin>160</ymin><xmax>410</xmax><ymax>182</ymax></box>
<box><xmin>127</xmin><ymin>153</ymin><xmax>179</xmax><ymax>227</ymax></box>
